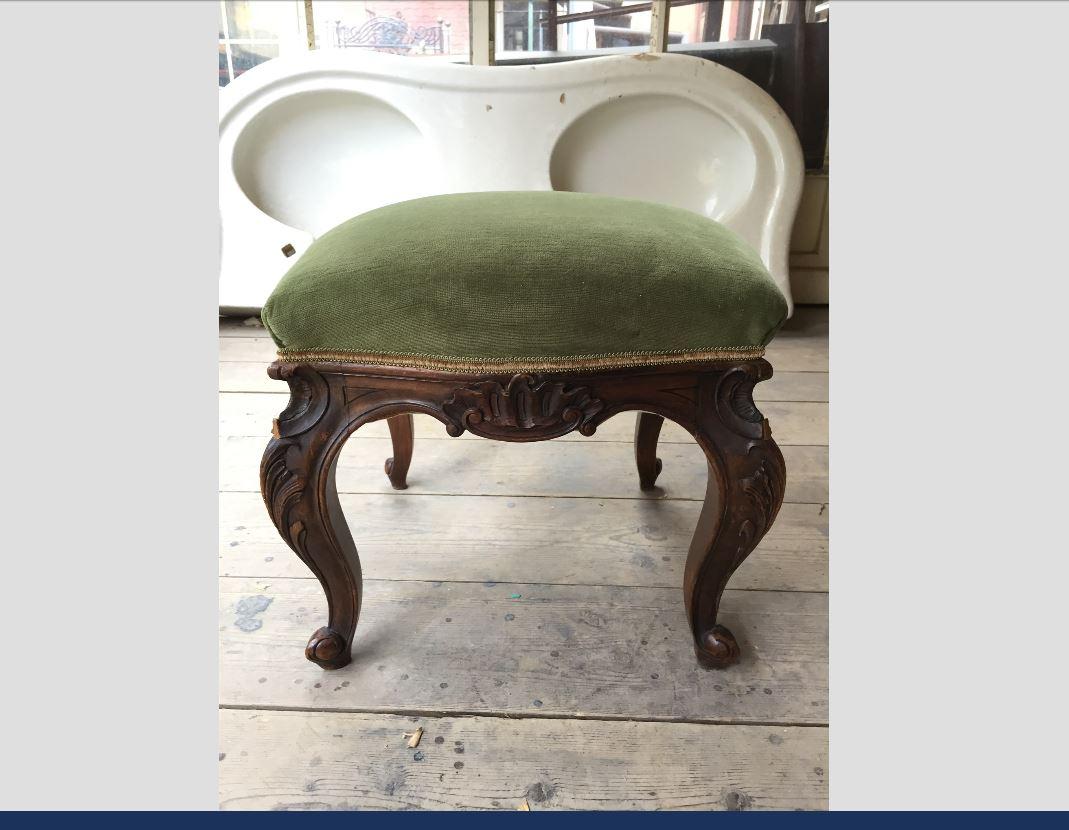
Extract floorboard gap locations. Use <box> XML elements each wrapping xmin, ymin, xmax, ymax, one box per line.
<box><xmin>220</xmin><ymin>573</ymin><xmax>829</xmax><ymax>595</ymax></box>
<box><xmin>218</xmin><ymin>702</ymin><xmax>828</xmax><ymax>729</ymax></box>
<box><xmin>220</xmin><ymin>488</ymin><xmax>828</xmax><ymax>505</ymax></box>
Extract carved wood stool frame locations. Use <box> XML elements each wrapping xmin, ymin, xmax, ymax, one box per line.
<box><xmin>260</xmin><ymin>359</ymin><xmax>785</xmax><ymax>671</ymax></box>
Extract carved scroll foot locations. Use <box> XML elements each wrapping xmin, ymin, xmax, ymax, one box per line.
<box><xmin>694</xmin><ymin>624</ymin><xmax>741</xmax><ymax>669</ymax></box>
<box><xmin>684</xmin><ymin>363</ymin><xmax>785</xmax><ymax>670</ymax></box>
<box><xmin>384</xmin><ymin>413</ymin><xmax>414</xmax><ymax>490</ymax></box>
<box><xmin>305</xmin><ymin>626</ymin><xmax>351</xmax><ymax>670</ymax></box>
<box><xmin>634</xmin><ymin>412</ymin><xmax>665</xmax><ymax>490</ymax></box>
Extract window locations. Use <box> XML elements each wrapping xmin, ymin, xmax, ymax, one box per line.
<box><xmin>493</xmin><ymin>1</ymin><xmax>830</xmax><ymax>60</ymax></box>
<box><xmin>664</xmin><ymin>1</ymin><xmax>830</xmax><ymax>46</ymax></box>
<box><xmin>497</xmin><ymin>1</ymin><xmax>555</xmax><ymax>53</ymax></box>
<box><xmin>496</xmin><ymin>1</ymin><xmax>655</xmax><ymax>59</ymax></box>
<box><xmin>491</xmin><ymin>2</ymin><xmax>833</xmax><ymax>61</ymax></box>
<box><xmin>216</xmin><ymin>0</ymin><xmax>827</xmax><ymax>168</ymax></box>
<box><xmin>668</xmin><ymin>2</ymin><xmax>830</xmax><ymax>169</ymax></box>
<box><xmin>311</xmin><ymin>1</ymin><xmax>470</xmax><ymax>60</ymax></box>
<box><xmin>218</xmin><ymin>1</ymin><xmax>306</xmax><ymax>87</ymax></box>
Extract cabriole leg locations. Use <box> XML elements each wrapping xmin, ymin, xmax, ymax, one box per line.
<box><xmin>384</xmin><ymin>413</ymin><xmax>414</xmax><ymax>490</ymax></box>
<box><xmin>260</xmin><ymin>365</ymin><xmax>362</xmax><ymax>669</ymax></box>
<box><xmin>634</xmin><ymin>412</ymin><xmax>665</xmax><ymax>490</ymax></box>
<box><xmin>684</xmin><ymin>364</ymin><xmax>786</xmax><ymax>669</ymax></box>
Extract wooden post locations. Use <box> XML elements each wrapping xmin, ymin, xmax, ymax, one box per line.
<box><xmin>650</xmin><ymin>0</ymin><xmax>670</xmax><ymax>52</ymax></box>
<box><xmin>735</xmin><ymin>0</ymin><xmax>754</xmax><ymax>40</ymax></box>
<box><xmin>303</xmin><ymin>0</ymin><xmax>315</xmax><ymax>50</ymax></box>
<box><xmin>701</xmin><ymin>0</ymin><xmax>725</xmax><ymax>42</ymax></box>
<box><xmin>471</xmin><ymin>0</ymin><xmax>496</xmax><ymax>65</ymax></box>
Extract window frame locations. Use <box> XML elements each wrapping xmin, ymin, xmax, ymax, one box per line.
<box><xmin>218</xmin><ymin>0</ymin><xmax>309</xmax><ymax>87</ymax></box>
<box><xmin>216</xmin><ymin>1</ymin><xmax>827</xmax><ymax>168</ymax></box>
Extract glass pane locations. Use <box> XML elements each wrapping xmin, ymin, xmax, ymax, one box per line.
<box><xmin>231</xmin><ymin>42</ymin><xmax>280</xmax><ymax>80</ymax></box>
<box><xmin>311</xmin><ymin>1</ymin><xmax>471</xmax><ymax>60</ymax></box>
<box><xmin>723</xmin><ymin>0</ymin><xmax>763</xmax><ymax>41</ymax></box>
<box><xmin>219</xmin><ymin>2</ymin><xmax>226</xmax><ymax>39</ymax></box>
<box><xmin>498</xmin><ymin>1</ymin><xmax>654</xmax><ymax>58</ymax></box>
<box><xmin>678</xmin><ymin>1</ymin><xmax>830</xmax><ymax>43</ymax></box>
<box><xmin>225</xmin><ymin>0</ymin><xmax>293</xmax><ymax>40</ymax></box>
<box><xmin>498</xmin><ymin>1</ymin><xmax>555</xmax><ymax>52</ymax></box>
<box><xmin>219</xmin><ymin>43</ymin><xmax>231</xmax><ymax>87</ymax></box>
<box><xmin>761</xmin><ymin>0</ymin><xmax>824</xmax><ymax>29</ymax></box>
<box><xmin>666</xmin><ymin>1</ymin><xmax>723</xmax><ymax>46</ymax></box>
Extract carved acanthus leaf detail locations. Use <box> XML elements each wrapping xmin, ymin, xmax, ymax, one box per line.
<box><xmin>261</xmin><ymin>440</ymin><xmax>306</xmax><ymax>552</ymax></box>
<box><xmin>731</xmin><ymin>448</ymin><xmax>786</xmax><ymax>569</ymax></box>
<box><xmin>740</xmin><ymin>461</ymin><xmax>780</xmax><ymax>530</ymax></box>
<box><xmin>735</xmin><ymin>444</ymin><xmax>786</xmax><ymax>534</ymax></box>
<box><xmin>443</xmin><ymin>373</ymin><xmax>604</xmax><ymax>440</ymax></box>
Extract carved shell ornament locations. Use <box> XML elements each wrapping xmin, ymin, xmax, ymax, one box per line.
<box><xmin>443</xmin><ymin>373</ymin><xmax>605</xmax><ymax>440</ymax></box>
<box><xmin>714</xmin><ymin>364</ymin><xmax>771</xmax><ymax>440</ymax></box>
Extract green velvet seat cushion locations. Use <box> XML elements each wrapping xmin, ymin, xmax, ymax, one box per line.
<box><xmin>261</xmin><ymin>191</ymin><xmax>787</xmax><ymax>372</ymax></box>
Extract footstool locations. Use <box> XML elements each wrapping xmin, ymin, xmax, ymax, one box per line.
<box><xmin>260</xmin><ymin>190</ymin><xmax>787</xmax><ymax>671</ymax></box>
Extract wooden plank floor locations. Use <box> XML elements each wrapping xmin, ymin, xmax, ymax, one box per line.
<box><xmin>218</xmin><ymin>308</ymin><xmax>829</xmax><ymax>811</ymax></box>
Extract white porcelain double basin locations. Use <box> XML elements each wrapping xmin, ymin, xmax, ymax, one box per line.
<box><xmin>219</xmin><ymin>51</ymin><xmax>803</xmax><ymax>313</ymax></box>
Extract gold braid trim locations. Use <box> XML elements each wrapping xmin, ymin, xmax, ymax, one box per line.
<box><xmin>274</xmin><ymin>347</ymin><xmax>765</xmax><ymax>373</ymax></box>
